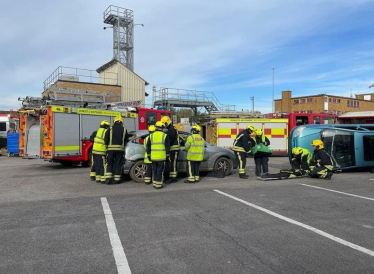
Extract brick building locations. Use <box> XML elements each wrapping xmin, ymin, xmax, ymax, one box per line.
<box><xmin>274</xmin><ymin>90</ymin><xmax>374</xmax><ymax>115</ymax></box>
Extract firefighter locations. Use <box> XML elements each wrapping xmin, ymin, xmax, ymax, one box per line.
<box><xmin>232</xmin><ymin>125</ymin><xmax>255</xmax><ymax>179</ymax></box>
<box><xmin>251</xmin><ymin>128</ymin><xmax>271</xmax><ymax>177</ymax></box>
<box><xmin>261</xmin><ymin>147</ymin><xmax>312</xmax><ymax>180</ymax></box>
<box><xmin>105</xmin><ymin>116</ymin><xmax>129</xmax><ymax>184</ymax></box>
<box><xmin>161</xmin><ymin>116</ymin><xmax>180</xmax><ymax>183</ymax></box>
<box><xmin>309</xmin><ymin>139</ymin><xmax>334</xmax><ymax>179</ymax></box>
<box><xmin>92</xmin><ymin>120</ymin><xmax>110</xmax><ymax>184</ymax></box>
<box><xmin>290</xmin><ymin>147</ymin><xmax>312</xmax><ymax>176</ymax></box>
<box><xmin>184</xmin><ymin>125</ymin><xmax>205</xmax><ymax>183</ymax></box>
<box><xmin>89</xmin><ymin>129</ymin><xmax>97</xmax><ymax>181</ymax></box>
<box><xmin>146</xmin><ymin>121</ymin><xmax>170</xmax><ymax>189</ymax></box>
<box><xmin>144</xmin><ymin>125</ymin><xmax>156</xmax><ymax>184</ymax></box>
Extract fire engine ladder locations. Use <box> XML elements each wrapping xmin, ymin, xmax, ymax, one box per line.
<box><xmin>43</xmin><ymin>87</ymin><xmax>115</xmax><ymax>107</ymax></box>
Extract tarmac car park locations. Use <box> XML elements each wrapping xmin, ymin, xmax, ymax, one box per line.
<box><xmin>123</xmin><ymin>130</ymin><xmax>239</xmax><ymax>182</ymax></box>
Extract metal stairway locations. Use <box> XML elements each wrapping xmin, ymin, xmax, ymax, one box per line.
<box><xmin>152</xmin><ymin>87</ymin><xmax>235</xmax><ymax>113</ymax></box>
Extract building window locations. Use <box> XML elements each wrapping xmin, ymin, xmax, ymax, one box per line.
<box><xmin>347</xmin><ymin>100</ymin><xmax>359</xmax><ymax>108</ymax></box>
<box><xmin>337</xmin><ymin>99</ymin><xmax>341</xmax><ymax>103</ymax></box>
<box><xmin>357</xmin><ymin>101</ymin><xmax>360</xmax><ymax>108</ymax></box>
<box><xmin>300</xmin><ymin>98</ymin><xmax>306</xmax><ymax>104</ymax></box>
<box><xmin>325</xmin><ymin>96</ymin><xmax>328</xmax><ymax>103</ymax></box>
<box><xmin>307</xmin><ymin>98</ymin><xmax>313</xmax><ymax>103</ymax></box>
<box><xmin>329</xmin><ymin>98</ymin><xmax>332</xmax><ymax>103</ymax></box>
<box><xmin>293</xmin><ymin>99</ymin><xmax>299</xmax><ymax>104</ymax></box>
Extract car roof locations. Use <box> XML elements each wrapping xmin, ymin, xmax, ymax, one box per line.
<box><xmin>129</xmin><ymin>130</ymin><xmax>190</xmax><ymax>140</ymax></box>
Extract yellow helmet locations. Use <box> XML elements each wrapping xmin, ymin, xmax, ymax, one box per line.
<box><xmin>192</xmin><ymin>125</ymin><xmax>201</xmax><ymax>132</ymax></box>
<box><xmin>255</xmin><ymin>129</ymin><xmax>263</xmax><ymax>136</ymax></box>
<box><xmin>311</xmin><ymin>139</ymin><xmax>324</xmax><ymax>149</ymax></box>
<box><xmin>100</xmin><ymin>120</ymin><xmax>110</xmax><ymax>126</ymax></box>
<box><xmin>155</xmin><ymin>121</ymin><xmax>165</xmax><ymax>128</ymax></box>
<box><xmin>114</xmin><ymin>116</ymin><xmax>123</xmax><ymax>124</ymax></box>
<box><xmin>148</xmin><ymin>125</ymin><xmax>156</xmax><ymax>132</ymax></box>
<box><xmin>247</xmin><ymin>125</ymin><xmax>255</xmax><ymax>132</ymax></box>
<box><xmin>292</xmin><ymin>147</ymin><xmax>303</xmax><ymax>156</ymax></box>
<box><xmin>161</xmin><ymin>116</ymin><xmax>172</xmax><ymax>126</ymax></box>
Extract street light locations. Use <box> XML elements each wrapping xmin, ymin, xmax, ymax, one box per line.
<box><xmin>271</xmin><ymin>68</ymin><xmax>275</xmax><ymax>112</ymax></box>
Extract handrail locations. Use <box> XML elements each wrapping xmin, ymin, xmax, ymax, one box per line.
<box><xmin>43</xmin><ymin>66</ymin><xmax>118</xmax><ymax>90</ymax></box>
<box><xmin>153</xmin><ymin>87</ymin><xmax>235</xmax><ymax>111</ymax></box>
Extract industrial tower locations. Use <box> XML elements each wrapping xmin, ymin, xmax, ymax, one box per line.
<box><xmin>103</xmin><ymin>5</ymin><xmax>134</xmax><ymax>71</ymax></box>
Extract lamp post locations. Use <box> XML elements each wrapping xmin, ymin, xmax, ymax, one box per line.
<box><xmin>271</xmin><ymin>68</ymin><xmax>275</xmax><ymax>112</ymax></box>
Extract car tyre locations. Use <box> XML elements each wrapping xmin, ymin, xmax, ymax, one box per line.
<box><xmin>129</xmin><ymin>160</ymin><xmax>147</xmax><ymax>183</ymax></box>
<box><xmin>214</xmin><ymin>157</ymin><xmax>233</xmax><ymax>176</ymax></box>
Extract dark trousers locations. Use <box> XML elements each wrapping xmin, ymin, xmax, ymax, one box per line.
<box><xmin>152</xmin><ymin>161</ymin><xmax>165</xmax><ymax>188</ymax></box>
<box><xmin>310</xmin><ymin>166</ymin><xmax>329</xmax><ymax>178</ymax></box>
<box><xmin>145</xmin><ymin>163</ymin><xmax>152</xmax><ymax>184</ymax></box>
<box><xmin>90</xmin><ymin>154</ymin><xmax>96</xmax><ymax>179</ymax></box>
<box><xmin>187</xmin><ymin>160</ymin><xmax>201</xmax><ymax>182</ymax></box>
<box><xmin>93</xmin><ymin>154</ymin><xmax>106</xmax><ymax>183</ymax></box>
<box><xmin>234</xmin><ymin>151</ymin><xmax>247</xmax><ymax>175</ymax></box>
<box><xmin>106</xmin><ymin>151</ymin><xmax>124</xmax><ymax>182</ymax></box>
<box><xmin>169</xmin><ymin>150</ymin><xmax>180</xmax><ymax>178</ymax></box>
<box><xmin>254</xmin><ymin>156</ymin><xmax>269</xmax><ymax>176</ymax></box>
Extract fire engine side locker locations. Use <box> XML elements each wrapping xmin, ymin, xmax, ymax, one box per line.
<box><xmin>53</xmin><ymin>112</ymin><xmax>81</xmax><ymax>156</ymax></box>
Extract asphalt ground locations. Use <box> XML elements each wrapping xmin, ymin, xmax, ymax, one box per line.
<box><xmin>1</xmin><ymin>156</ymin><xmax>374</xmax><ymax>273</ymax></box>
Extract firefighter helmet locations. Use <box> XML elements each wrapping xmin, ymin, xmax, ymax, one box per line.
<box><xmin>246</xmin><ymin>125</ymin><xmax>255</xmax><ymax>132</ymax></box>
<box><xmin>114</xmin><ymin>116</ymin><xmax>123</xmax><ymax>124</ymax></box>
<box><xmin>192</xmin><ymin>125</ymin><xmax>201</xmax><ymax>132</ymax></box>
<box><xmin>292</xmin><ymin>147</ymin><xmax>303</xmax><ymax>156</ymax></box>
<box><xmin>255</xmin><ymin>129</ymin><xmax>263</xmax><ymax>136</ymax></box>
<box><xmin>155</xmin><ymin>121</ymin><xmax>165</xmax><ymax>128</ymax></box>
<box><xmin>100</xmin><ymin>120</ymin><xmax>110</xmax><ymax>126</ymax></box>
<box><xmin>161</xmin><ymin>116</ymin><xmax>172</xmax><ymax>126</ymax></box>
<box><xmin>148</xmin><ymin>125</ymin><xmax>156</xmax><ymax>132</ymax></box>
<box><xmin>311</xmin><ymin>139</ymin><xmax>324</xmax><ymax>149</ymax></box>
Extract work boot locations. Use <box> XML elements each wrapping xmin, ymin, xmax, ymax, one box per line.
<box><xmin>113</xmin><ymin>180</ymin><xmax>121</xmax><ymax>184</ymax></box>
<box><xmin>239</xmin><ymin>174</ymin><xmax>249</xmax><ymax>179</ymax></box>
<box><xmin>90</xmin><ymin>176</ymin><xmax>95</xmax><ymax>181</ymax></box>
<box><xmin>170</xmin><ymin>178</ymin><xmax>178</xmax><ymax>183</ymax></box>
<box><xmin>324</xmin><ymin>171</ymin><xmax>333</xmax><ymax>180</ymax></box>
<box><xmin>164</xmin><ymin>179</ymin><xmax>172</xmax><ymax>184</ymax></box>
<box><xmin>184</xmin><ymin>180</ymin><xmax>195</xmax><ymax>184</ymax></box>
<box><xmin>106</xmin><ymin>179</ymin><xmax>113</xmax><ymax>185</ymax></box>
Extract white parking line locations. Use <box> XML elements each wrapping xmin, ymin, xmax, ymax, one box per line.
<box><xmin>101</xmin><ymin>197</ymin><xmax>131</xmax><ymax>274</ymax></box>
<box><xmin>214</xmin><ymin>190</ymin><xmax>374</xmax><ymax>258</ymax></box>
<box><xmin>301</xmin><ymin>184</ymin><xmax>374</xmax><ymax>201</ymax></box>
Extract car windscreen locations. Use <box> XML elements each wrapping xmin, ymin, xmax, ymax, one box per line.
<box><xmin>320</xmin><ymin>129</ymin><xmax>355</xmax><ymax>168</ymax></box>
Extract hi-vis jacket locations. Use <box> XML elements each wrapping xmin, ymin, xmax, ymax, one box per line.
<box><xmin>92</xmin><ymin>128</ymin><xmax>108</xmax><ymax>155</ymax></box>
<box><xmin>146</xmin><ymin>131</ymin><xmax>170</xmax><ymax>161</ymax></box>
<box><xmin>292</xmin><ymin>148</ymin><xmax>312</xmax><ymax>170</ymax></box>
<box><xmin>232</xmin><ymin>130</ymin><xmax>251</xmax><ymax>153</ymax></box>
<box><xmin>144</xmin><ymin>135</ymin><xmax>151</xmax><ymax>164</ymax></box>
<box><xmin>185</xmin><ymin>134</ymin><xmax>205</xmax><ymax>161</ymax></box>
<box><xmin>166</xmin><ymin>124</ymin><xmax>180</xmax><ymax>151</ymax></box>
<box><xmin>105</xmin><ymin>123</ymin><xmax>129</xmax><ymax>151</ymax></box>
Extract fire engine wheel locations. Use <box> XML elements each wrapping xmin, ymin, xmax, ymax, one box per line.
<box><xmin>129</xmin><ymin>160</ymin><xmax>147</xmax><ymax>183</ymax></box>
<box><xmin>214</xmin><ymin>157</ymin><xmax>232</xmax><ymax>176</ymax></box>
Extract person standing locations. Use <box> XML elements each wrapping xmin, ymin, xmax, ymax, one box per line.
<box><xmin>184</xmin><ymin>125</ymin><xmax>205</xmax><ymax>183</ymax></box>
<box><xmin>309</xmin><ymin>139</ymin><xmax>334</xmax><ymax>179</ymax></box>
<box><xmin>89</xmin><ymin>129</ymin><xmax>97</xmax><ymax>181</ymax></box>
<box><xmin>92</xmin><ymin>120</ymin><xmax>110</xmax><ymax>183</ymax></box>
<box><xmin>105</xmin><ymin>116</ymin><xmax>129</xmax><ymax>184</ymax></box>
<box><xmin>251</xmin><ymin>128</ymin><xmax>271</xmax><ymax>177</ymax></box>
<box><xmin>144</xmin><ymin>125</ymin><xmax>155</xmax><ymax>184</ymax></box>
<box><xmin>161</xmin><ymin>116</ymin><xmax>180</xmax><ymax>183</ymax></box>
<box><xmin>146</xmin><ymin>121</ymin><xmax>170</xmax><ymax>189</ymax></box>
<box><xmin>232</xmin><ymin>125</ymin><xmax>254</xmax><ymax>179</ymax></box>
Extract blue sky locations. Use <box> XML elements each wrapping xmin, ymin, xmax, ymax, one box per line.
<box><xmin>1</xmin><ymin>0</ymin><xmax>374</xmax><ymax>113</ymax></box>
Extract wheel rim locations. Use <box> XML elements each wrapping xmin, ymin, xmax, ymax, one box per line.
<box><xmin>134</xmin><ymin>163</ymin><xmax>146</xmax><ymax>179</ymax></box>
<box><xmin>217</xmin><ymin>159</ymin><xmax>229</xmax><ymax>174</ymax></box>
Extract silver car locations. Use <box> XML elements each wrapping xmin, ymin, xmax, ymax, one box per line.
<box><xmin>123</xmin><ymin>130</ymin><xmax>238</xmax><ymax>183</ymax></box>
